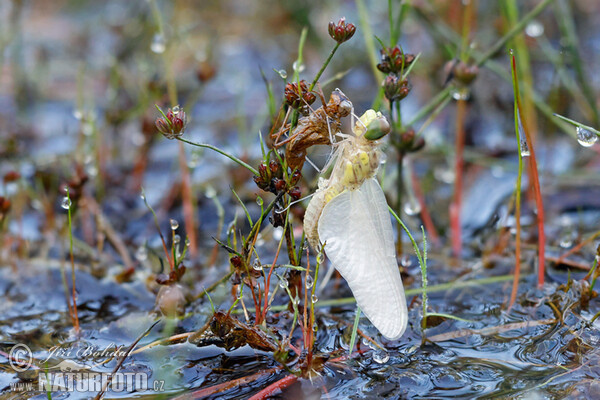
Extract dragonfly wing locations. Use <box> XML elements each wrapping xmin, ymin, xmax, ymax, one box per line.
<box><xmin>318</xmin><ymin>178</ymin><xmax>407</xmax><ymax>340</ymax></box>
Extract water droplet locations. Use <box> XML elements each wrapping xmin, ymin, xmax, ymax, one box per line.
<box><xmin>205</xmin><ymin>186</ymin><xmax>216</xmax><ymax>198</ymax></box>
<box><xmin>517</xmin><ymin>112</ymin><xmax>530</xmax><ymax>157</ymax></box>
<box><xmin>372</xmin><ymin>349</ymin><xmax>390</xmax><ymax>364</ymax></box>
<box><xmin>279</xmin><ymin>277</ymin><xmax>289</xmax><ymax>289</ymax></box>
<box><xmin>311</xmin><ymin>294</ymin><xmax>318</xmax><ymax>303</ymax></box>
<box><xmin>559</xmin><ymin>233</ymin><xmax>575</xmax><ymax>249</ymax></box>
<box><xmin>520</xmin><ymin>139</ymin><xmax>530</xmax><ymax>157</ymax></box>
<box><xmin>277</xmin><ymin>69</ymin><xmax>287</xmax><ymax>79</ymax></box>
<box><xmin>450</xmin><ymin>86</ymin><xmax>470</xmax><ymax>100</ymax></box>
<box><xmin>256</xmin><ymin>196</ymin><xmax>264</xmax><ymax>207</ymax></box>
<box><xmin>140</xmin><ymin>193</ymin><xmax>146</xmax><ymax>201</ymax></box>
<box><xmin>73</xmin><ymin>109</ymin><xmax>83</xmax><ymax>120</ymax></box>
<box><xmin>151</xmin><ymin>33</ymin><xmax>166</xmax><ymax>54</ymax></box>
<box><xmin>61</xmin><ymin>197</ymin><xmax>72</xmax><ymax>210</ymax></box>
<box><xmin>136</xmin><ymin>246</ymin><xmax>148</xmax><ymax>261</ymax></box>
<box><xmin>292</xmin><ymin>61</ymin><xmax>305</xmax><ymax>73</ymax></box>
<box><xmin>185</xmin><ymin>237</ymin><xmax>191</xmax><ymax>247</ymax></box>
<box><xmin>293</xmin><ymin>296</ymin><xmax>301</xmax><ymax>305</ymax></box>
<box><xmin>316</xmin><ymin>253</ymin><xmax>325</xmax><ymax>264</ymax></box>
<box><xmin>253</xmin><ymin>261</ymin><xmax>263</xmax><ymax>271</ymax></box>
<box><xmin>273</xmin><ymin>227</ymin><xmax>283</xmax><ymax>241</ymax></box>
<box><xmin>525</xmin><ymin>20</ymin><xmax>544</xmax><ymax>37</ymax></box>
<box><xmin>312</xmin><ymin>324</ymin><xmax>318</xmax><ymax>332</ymax></box>
<box><xmin>400</xmin><ymin>254</ymin><xmax>412</xmax><ymax>268</ymax></box>
<box><xmin>82</xmin><ymin>122</ymin><xmax>93</xmax><ymax>136</ymax></box>
<box><xmin>595</xmin><ymin>255</ymin><xmax>600</xmax><ymax>264</ymax></box>
<box><xmin>576</xmin><ymin>126</ymin><xmax>598</xmax><ymax>147</ymax></box>
<box><xmin>173</xmin><ymin>234</ymin><xmax>181</xmax><ymax>245</ymax></box>
<box><xmin>305</xmin><ymin>275</ymin><xmax>314</xmax><ymax>289</ymax></box>
<box><xmin>170</xmin><ymin>219</ymin><xmax>179</xmax><ymax>230</ymax></box>
<box><xmin>403</xmin><ymin>199</ymin><xmax>421</xmax><ymax>216</ymax></box>
<box><xmin>172</xmin><ymin>105</ymin><xmax>180</xmax><ymax>115</ymax></box>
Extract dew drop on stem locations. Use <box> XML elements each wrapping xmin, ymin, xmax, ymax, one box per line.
<box><xmin>173</xmin><ymin>234</ymin><xmax>181</xmax><ymax>245</ymax></box>
<box><xmin>151</xmin><ymin>33</ymin><xmax>166</xmax><ymax>54</ymax></box>
<box><xmin>305</xmin><ymin>274</ymin><xmax>314</xmax><ymax>289</ymax></box>
<box><xmin>277</xmin><ymin>69</ymin><xmax>287</xmax><ymax>79</ymax></box>
<box><xmin>61</xmin><ymin>197</ymin><xmax>72</xmax><ymax>210</ymax></box>
<box><xmin>170</xmin><ymin>219</ymin><xmax>179</xmax><ymax>230</ymax></box>
<box><xmin>311</xmin><ymin>294</ymin><xmax>318</xmax><ymax>303</ymax></box>
<box><xmin>517</xmin><ymin>112</ymin><xmax>530</xmax><ymax>157</ymax></box>
<box><xmin>576</xmin><ymin>126</ymin><xmax>598</xmax><ymax>147</ymax></box>
<box><xmin>253</xmin><ymin>261</ymin><xmax>263</xmax><ymax>271</ymax></box>
<box><xmin>279</xmin><ymin>277</ymin><xmax>288</xmax><ymax>288</ymax></box>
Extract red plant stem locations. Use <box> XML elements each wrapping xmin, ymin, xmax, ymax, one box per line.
<box><xmin>411</xmin><ymin>168</ymin><xmax>440</xmax><ymax>246</ymax></box>
<box><xmin>525</xmin><ymin>146</ymin><xmax>545</xmax><ymax>287</ymax></box>
<box><xmin>178</xmin><ymin>141</ymin><xmax>198</xmax><ymax>258</ymax></box>
<box><xmin>450</xmin><ymin>98</ymin><xmax>467</xmax><ymax>257</ymax></box>
<box><xmin>248</xmin><ymin>374</ymin><xmax>299</xmax><ymax>400</ymax></box>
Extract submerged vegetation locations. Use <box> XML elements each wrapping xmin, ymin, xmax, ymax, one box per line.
<box><xmin>2</xmin><ymin>0</ymin><xmax>600</xmax><ymax>398</ymax></box>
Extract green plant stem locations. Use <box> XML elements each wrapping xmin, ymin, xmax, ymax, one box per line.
<box><xmin>309</xmin><ymin>42</ymin><xmax>340</xmax><ymax>92</ymax></box>
<box><xmin>176</xmin><ymin>137</ymin><xmax>260</xmax><ymax>175</ymax></box>
<box><xmin>293</xmin><ymin>27</ymin><xmax>308</xmax><ymax>84</ymax></box>
<box><xmin>348</xmin><ymin>306</ymin><xmax>361</xmax><ymax>356</ymax></box>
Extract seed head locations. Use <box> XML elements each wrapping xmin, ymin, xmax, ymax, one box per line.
<box><xmin>155</xmin><ymin>105</ymin><xmax>187</xmax><ymax>139</ymax></box>
<box><xmin>377</xmin><ymin>47</ymin><xmax>415</xmax><ymax>74</ymax></box>
<box><xmin>328</xmin><ymin>18</ymin><xmax>356</xmax><ymax>44</ymax></box>
<box><xmin>383</xmin><ymin>75</ymin><xmax>411</xmax><ymax>103</ymax></box>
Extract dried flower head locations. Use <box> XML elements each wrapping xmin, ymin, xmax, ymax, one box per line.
<box><xmin>328</xmin><ymin>17</ymin><xmax>356</xmax><ymax>44</ymax></box>
<box><xmin>383</xmin><ymin>74</ymin><xmax>411</xmax><ymax>103</ymax></box>
<box><xmin>377</xmin><ymin>47</ymin><xmax>415</xmax><ymax>74</ymax></box>
<box><xmin>155</xmin><ymin>105</ymin><xmax>187</xmax><ymax>139</ymax></box>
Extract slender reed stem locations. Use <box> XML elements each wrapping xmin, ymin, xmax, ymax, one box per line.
<box><xmin>309</xmin><ymin>43</ymin><xmax>340</xmax><ymax>92</ymax></box>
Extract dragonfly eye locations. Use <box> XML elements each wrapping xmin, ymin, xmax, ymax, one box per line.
<box><xmin>364</xmin><ymin>115</ymin><xmax>391</xmax><ymax>140</ymax></box>
<box><xmin>338</xmin><ymin>100</ymin><xmax>352</xmax><ymax>117</ymax></box>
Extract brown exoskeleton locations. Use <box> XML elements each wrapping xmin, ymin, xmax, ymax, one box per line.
<box><xmin>271</xmin><ymin>88</ymin><xmax>353</xmax><ymax>172</ymax></box>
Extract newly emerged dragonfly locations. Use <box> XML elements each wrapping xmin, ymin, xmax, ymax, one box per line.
<box><xmin>304</xmin><ymin>109</ymin><xmax>408</xmax><ymax>340</ymax></box>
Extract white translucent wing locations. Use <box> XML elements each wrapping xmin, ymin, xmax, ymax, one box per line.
<box><xmin>318</xmin><ymin>178</ymin><xmax>407</xmax><ymax>340</ymax></box>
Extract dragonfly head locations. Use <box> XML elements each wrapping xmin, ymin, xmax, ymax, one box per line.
<box><xmin>331</xmin><ymin>89</ymin><xmax>353</xmax><ymax>117</ymax></box>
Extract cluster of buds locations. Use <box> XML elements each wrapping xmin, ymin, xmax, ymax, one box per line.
<box><xmin>254</xmin><ymin>157</ymin><xmax>302</xmax><ymax>200</ymax></box>
<box><xmin>328</xmin><ymin>17</ymin><xmax>356</xmax><ymax>44</ymax></box>
<box><xmin>383</xmin><ymin>75</ymin><xmax>411</xmax><ymax>103</ymax></box>
<box><xmin>284</xmin><ymin>80</ymin><xmax>316</xmax><ymax>113</ymax></box>
<box><xmin>378</xmin><ymin>46</ymin><xmax>415</xmax><ymax>104</ymax></box>
<box><xmin>155</xmin><ymin>105</ymin><xmax>187</xmax><ymax>139</ymax></box>
<box><xmin>395</xmin><ymin>128</ymin><xmax>425</xmax><ymax>154</ymax></box>
<box><xmin>377</xmin><ymin>47</ymin><xmax>415</xmax><ymax>74</ymax></box>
